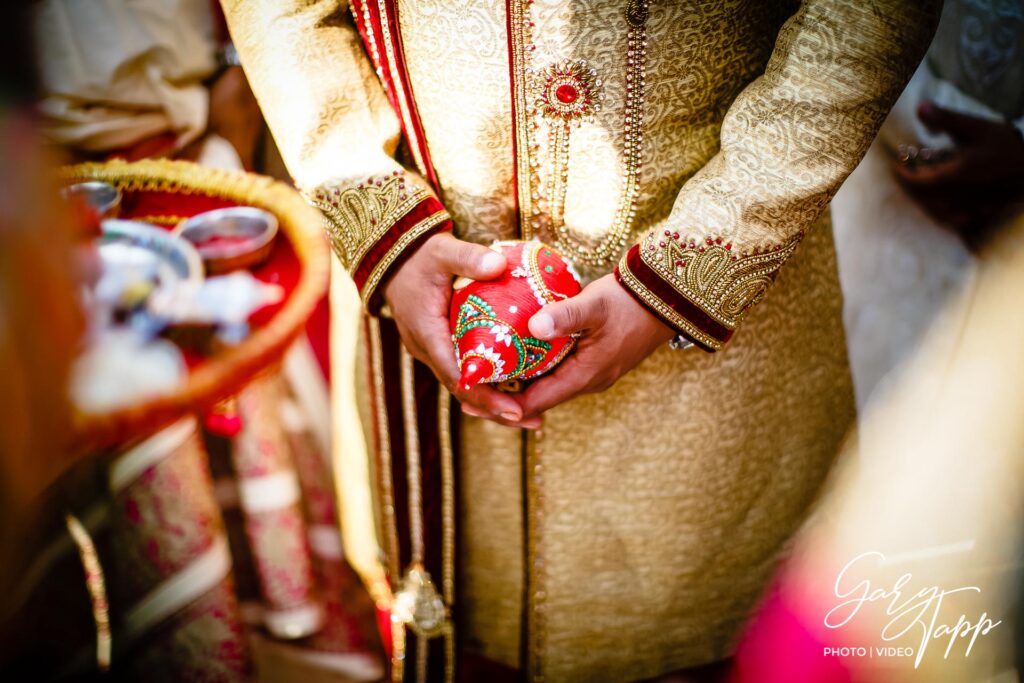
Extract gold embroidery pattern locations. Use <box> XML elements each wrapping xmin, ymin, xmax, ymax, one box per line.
<box><xmin>515</xmin><ymin>0</ymin><xmax>651</xmax><ymax>267</ymax></box>
<box><xmin>534</xmin><ymin>59</ymin><xmax>604</xmax><ymax>123</ymax></box>
<box><xmin>617</xmin><ymin>255</ymin><xmax>722</xmax><ymax>351</ymax></box>
<box><xmin>641</xmin><ymin>229</ymin><xmax>804</xmax><ymax>328</ymax></box>
<box><xmin>310</xmin><ymin>172</ymin><xmax>428</xmax><ymax>271</ymax></box>
<box><xmin>533</xmin><ymin>60</ymin><xmax>603</xmax><ymax>231</ymax></box>
<box><xmin>508</xmin><ymin>0</ymin><xmax>538</xmax><ymax>239</ymax></box>
<box><xmin>363</xmin><ymin>210</ymin><xmax>450</xmax><ymax>306</ymax></box>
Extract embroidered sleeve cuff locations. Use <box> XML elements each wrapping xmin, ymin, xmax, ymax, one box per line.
<box><xmin>615</xmin><ymin>231</ymin><xmax>802</xmax><ymax>353</ymax></box>
<box><xmin>310</xmin><ymin>172</ymin><xmax>452</xmax><ymax>313</ymax></box>
<box><xmin>615</xmin><ymin>245</ymin><xmax>730</xmax><ymax>352</ymax></box>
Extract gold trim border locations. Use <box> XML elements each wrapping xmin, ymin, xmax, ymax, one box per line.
<box><xmin>66</xmin><ymin>513</ymin><xmax>111</xmax><ymax>671</ymax></box>
<box><xmin>508</xmin><ymin>0</ymin><xmax>536</xmax><ymax>239</ymax></box>
<box><xmin>438</xmin><ymin>385</ymin><xmax>456</xmax><ymax>683</ymax></box>
<box><xmin>617</xmin><ymin>254</ymin><xmax>725</xmax><ymax>351</ymax></box>
<box><xmin>368</xmin><ymin>318</ymin><xmax>402</xmax><ymax>580</ymax></box>
<box><xmin>362</xmin><ymin>210</ymin><xmax>450</xmax><ymax>307</ymax></box>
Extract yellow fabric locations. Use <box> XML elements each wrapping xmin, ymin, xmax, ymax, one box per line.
<box><xmin>223</xmin><ymin>0</ymin><xmax>938</xmax><ymax>679</ymax></box>
<box><xmin>536</xmin><ymin>215</ymin><xmax>853</xmax><ymax>679</ymax></box>
<box><xmin>456</xmin><ymin>415</ymin><xmax>525</xmax><ymax>667</ymax></box>
<box><xmin>330</xmin><ymin>260</ymin><xmax>389</xmax><ymax>605</ymax></box>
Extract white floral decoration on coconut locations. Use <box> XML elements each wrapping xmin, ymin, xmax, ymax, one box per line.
<box><xmin>489</xmin><ymin>323</ymin><xmax>514</xmax><ymax>346</ymax></box>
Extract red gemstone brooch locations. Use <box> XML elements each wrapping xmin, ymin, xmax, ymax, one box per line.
<box><xmin>534</xmin><ymin>59</ymin><xmax>604</xmax><ymax>124</ymax></box>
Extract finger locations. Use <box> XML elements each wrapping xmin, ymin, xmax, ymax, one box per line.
<box><xmin>434</xmin><ymin>234</ymin><xmax>506</xmax><ymax>280</ymax></box>
<box><xmin>416</xmin><ymin>316</ymin><xmax>526</xmax><ymax>421</ymax></box>
<box><xmin>892</xmin><ymin>155</ymin><xmax>963</xmax><ymax>187</ymax></box>
<box><xmin>529</xmin><ymin>292</ymin><xmax>604</xmax><ymax>340</ymax></box>
<box><xmin>516</xmin><ymin>357</ymin><xmax>591</xmax><ymax>419</ymax></box>
<box><xmin>461</xmin><ymin>403</ymin><xmax>541</xmax><ymax>430</ymax></box>
<box><xmin>917</xmin><ymin>101</ymin><xmax>983</xmax><ymax>142</ymax></box>
<box><xmin>458</xmin><ymin>384</ymin><xmax>528</xmax><ymax>423</ymax></box>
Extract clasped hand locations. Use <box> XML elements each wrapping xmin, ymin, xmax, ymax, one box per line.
<box><xmin>383</xmin><ymin>233</ymin><xmax>674</xmax><ymax>428</ymax></box>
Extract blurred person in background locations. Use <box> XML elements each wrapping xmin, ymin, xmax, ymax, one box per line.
<box><xmin>733</xmin><ymin>6</ymin><xmax>1024</xmax><ymax>675</ymax></box>
<box><xmin>833</xmin><ymin>0</ymin><xmax>1024</xmax><ymax>411</ymax></box>
<box><xmin>0</xmin><ymin>0</ymin><xmax>84</xmax><ymax>601</ymax></box>
<box><xmin>3</xmin><ymin>2</ymin><xmax>370</xmax><ymax>680</ymax></box>
<box><xmin>732</xmin><ymin>213</ymin><xmax>1024</xmax><ymax>683</ymax></box>
<box><xmin>33</xmin><ymin>0</ymin><xmax>263</xmax><ymax>171</ymax></box>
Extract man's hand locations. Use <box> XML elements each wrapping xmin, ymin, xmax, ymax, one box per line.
<box><xmin>384</xmin><ymin>232</ymin><xmax>540</xmax><ymax>427</ymax></box>
<box><xmin>513</xmin><ymin>274</ymin><xmax>675</xmax><ymax>420</ymax></box>
<box><xmin>180</xmin><ymin>65</ymin><xmax>263</xmax><ymax>170</ymax></box>
<box><xmin>207</xmin><ymin>66</ymin><xmax>264</xmax><ymax>171</ymax></box>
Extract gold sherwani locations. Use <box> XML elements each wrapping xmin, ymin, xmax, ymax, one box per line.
<box><xmin>223</xmin><ymin>0</ymin><xmax>938</xmax><ymax>680</ymax></box>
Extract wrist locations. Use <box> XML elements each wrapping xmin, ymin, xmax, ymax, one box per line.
<box><xmin>382</xmin><ymin>232</ymin><xmax>452</xmax><ymax>308</ymax></box>
<box><xmin>607</xmin><ymin>273</ymin><xmax>675</xmax><ymax>345</ymax></box>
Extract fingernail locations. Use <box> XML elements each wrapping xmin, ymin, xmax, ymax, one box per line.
<box><xmin>529</xmin><ymin>312</ymin><xmax>555</xmax><ymax>339</ymax></box>
<box><xmin>501</xmin><ymin>410</ymin><xmax>522</xmax><ymax>422</ymax></box>
<box><xmin>480</xmin><ymin>252</ymin><xmax>504</xmax><ymax>272</ymax></box>
<box><xmin>462</xmin><ymin>404</ymin><xmax>484</xmax><ymax>418</ymax></box>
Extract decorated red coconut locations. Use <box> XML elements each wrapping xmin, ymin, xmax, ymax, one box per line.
<box><xmin>450</xmin><ymin>239</ymin><xmax>582</xmax><ymax>391</ymax></box>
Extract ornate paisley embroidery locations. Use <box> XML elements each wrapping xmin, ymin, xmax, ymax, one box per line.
<box><xmin>309</xmin><ymin>172</ymin><xmax>428</xmax><ymax>271</ymax></box>
<box><xmin>641</xmin><ymin>228</ymin><xmax>804</xmax><ymax>326</ymax></box>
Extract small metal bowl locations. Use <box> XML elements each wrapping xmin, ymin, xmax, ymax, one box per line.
<box><xmin>174</xmin><ymin>206</ymin><xmax>279</xmax><ymax>274</ymax></box>
<box><xmin>63</xmin><ymin>181</ymin><xmax>122</xmax><ymax>218</ymax></box>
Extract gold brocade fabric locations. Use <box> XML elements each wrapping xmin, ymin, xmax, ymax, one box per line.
<box><xmin>456</xmin><ymin>416</ymin><xmax>524</xmax><ymax>666</ymax></box>
<box><xmin>224</xmin><ymin>0</ymin><xmax>938</xmax><ymax>679</ymax></box>
<box><xmin>533</xmin><ymin>217</ymin><xmax>853</xmax><ymax>680</ymax></box>
<box><xmin>222</xmin><ymin>0</ymin><xmax>447</xmax><ymax>305</ymax></box>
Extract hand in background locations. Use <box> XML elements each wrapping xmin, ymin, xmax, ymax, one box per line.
<box><xmin>384</xmin><ymin>233</ymin><xmax>540</xmax><ymax>428</ymax></box>
<box><xmin>893</xmin><ymin>101</ymin><xmax>1024</xmax><ymax>247</ymax></box>
<box><xmin>205</xmin><ymin>65</ymin><xmax>264</xmax><ymax>171</ymax></box>
<box><xmin>512</xmin><ymin>274</ymin><xmax>674</xmax><ymax>420</ymax></box>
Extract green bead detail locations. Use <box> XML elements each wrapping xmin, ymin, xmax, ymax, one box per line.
<box><xmin>453</xmin><ymin>289</ymin><xmax>556</xmax><ymax>381</ymax></box>
<box><xmin>466</xmin><ymin>294</ymin><xmax>493</xmax><ymax>315</ymax></box>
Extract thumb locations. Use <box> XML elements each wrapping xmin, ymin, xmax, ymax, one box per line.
<box><xmin>528</xmin><ymin>293</ymin><xmax>602</xmax><ymax>340</ymax></box>
<box><xmin>918</xmin><ymin>101</ymin><xmax>982</xmax><ymax>142</ymax></box>
<box><xmin>436</xmin><ymin>236</ymin><xmax>506</xmax><ymax>280</ymax></box>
